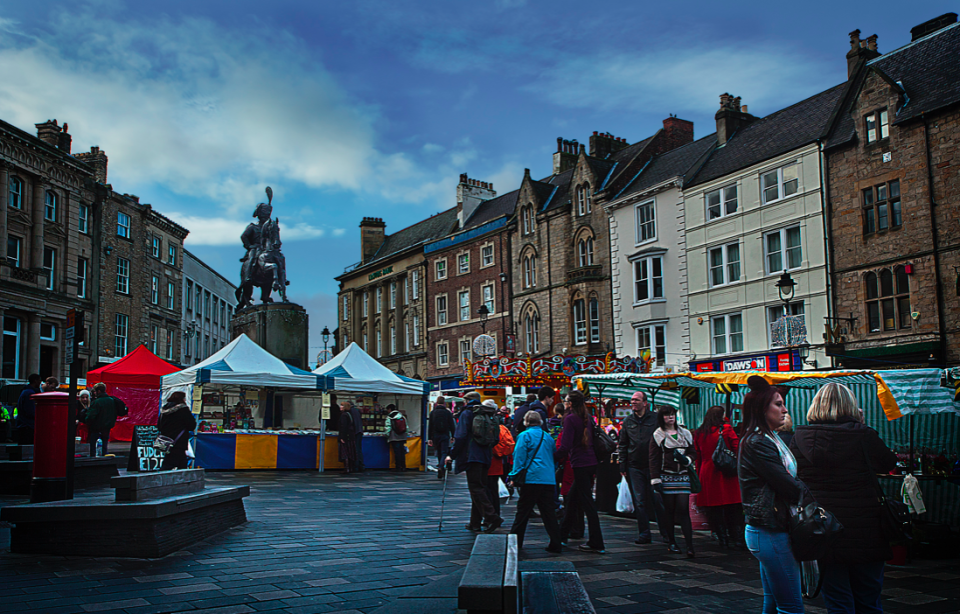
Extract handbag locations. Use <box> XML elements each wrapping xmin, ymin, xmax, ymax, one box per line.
<box><xmin>672</xmin><ymin>447</ymin><xmax>702</xmax><ymax>494</ymax></box>
<box><xmin>860</xmin><ymin>443</ymin><xmax>912</xmax><ymax>542</ymax></box>
<box><xmin>592</xmin><ymin>419</ymin><xmax>616</xmax><ymax>462</ymax></box>
<box><xmin>511</xmin><ymin>431</ymin><xmax>545</xmax><ymax>487</ymax></box>
<box><xmin>712</xmin><ymin>429</ymin><xmax>738</xmax><ymax>477</ymax></box>
<box><xmin>787</xmin><ymin>489</ymin><xmax>844</xmax><ymax>561</ymax></box>
<box><xmin>154</xmin><ymin>430</ymin><xmax>185</xmax><ymax>453</ymax></box>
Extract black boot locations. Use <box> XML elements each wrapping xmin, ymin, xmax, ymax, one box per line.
<box><xmin>716</xmin><ymin>525</ymin><xmax>729</xmax><ymax>549</ymax></box>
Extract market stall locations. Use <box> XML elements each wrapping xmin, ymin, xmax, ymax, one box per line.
<box><xmin>84</xmin><ymin>345</ymin><xmax>180</xmax><ymax>442</ymax></box>
<box><xmin>313</xmin><ymin>342</ymin><xmax>429</xmax><ymax>471</ymax></box>
<box><xmin>161</xmin><ymin>334</ymin><xmax>326</xmax><ymax>470</ymax></box>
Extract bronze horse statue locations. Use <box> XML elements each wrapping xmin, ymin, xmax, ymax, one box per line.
<box><xmin>236</xmin><ymin>187</ymin><xmax>290</xmax><ymax>309</ymax></box>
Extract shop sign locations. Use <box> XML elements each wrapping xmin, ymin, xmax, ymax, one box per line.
<box><xmin>368</xmin><ymin>266</ymin><xmax>393</xmax><ymax>281</ymax></box>
<box><xmin>723</xmin><ymin>356</ymin><xmax>767</xmax><ymax>371</ymax></box>
<box><xmin>690</xmin><ymin>350</ymin><xmax>798</xmax><ymax>373</ymax></box>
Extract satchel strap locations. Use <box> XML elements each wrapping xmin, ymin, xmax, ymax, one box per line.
<box><xmin>520</xmin><ymin>431</ymin><xmax>545</xmax><ymax>474</ymax></box>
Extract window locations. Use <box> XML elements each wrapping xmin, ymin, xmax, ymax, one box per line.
<box><xmin>195</xmin><ymin>286</ymin><xmax>202</xmax><ymax>315</ymax></box>
<box><xmin>404</xmin><ymin>322</ymin><xmax>411</xmax><ymax>352</ymax></box>
<box><xmin>589</xmin><ymin>298</ymin><xmax>600</xmax><ymax>343</ymax></box>
<box><xmin>459</xmin><ymin>290</ymin><xmax>470</xmax><ymax>321</ymax></box>
<box><xmin>117</xmin><ymin>212</ymin><xmax>131</xmax><ymax>238</ymax></box>
<box><xmin>115</xmin><ymin>314</ymin><xmax>129</xmax><ymax>357</ymax></box>
<box><xmin>342</xmin><ymin>295</ymin><xmax>349</xmax><ymax>320</ymax></box>
<box><xmin>481</xmin><ymin>244</ymin><xmax>494</xmax><ymax>267</ymax></box>
<box><xmin>167</xmin><ymin>245</ymin><xmax>176</xmax><ymax>265</ymax></box>
<box><xmin>865</xmin><ymin>267</ymin><xmax>910</xmax><ymax>332</ymax></box>
<box><xmin>195</xmin><ymin>333</ymin><xmax>200</xmax><ymax>359</ymax></box>
<box><xmin>167</xmin><ymin>281</ymin><xmax>175</xmax><ymax>309</ymax></box>
<box><xmin>460</xmin><ymin>339</ymin><xmax>471</xmax><ymax>365</ymax></box>
<box><xmin>8</xmin><ymin>176</ymin><xmax>22</xmax><ymax>210</ymax></box>
<box><xmin>523</xmin><ymin>254</ymin><xmax>538</xmax><ymax>288</ymax></box>
<box><xmin>865</xmin><ymin>109</ymin><xmax>889</xmax><ymax>143</ymax></box>
<box><xmin>412</xmin><ymin>270</ymin><xmax>420</xmax><ymax>299</ymax></box>
<box><xmin>77</xmin><ymin>257</ymin><xmax>88</xmax><ymax>298</ymax></box>
<box><xmin>761</xmin><ymin>164</ymin><xmax>799</xmax><ymax>204</ymax></box>
<box><xmin>151</xmin><ymin>276</ymin><xmax>159</xmax><ymax>304</ymax></box>
<box><xmin>40</xmin><ymin>322</ymin><xmax>56</xmax><ymax>340</ymax></box>
<box><xmin>633</xmin><ymin>256</ymin><xmax>664</xmax><ymax>303</ymax></box>
<box><xmin>186</xmin><ymin>280</ymin><xmax>193</xmax><ymax>312</ymax></box>
<box><xmin>204</xmin><ymin>291</ymin><xmax>211</xmax><ymax>320</ymax></box>
<box><xmin>706</xmin><ymin>184</ymin><xmax>738</xmax><ymax>220</ymax></box>
<box><xmin>220</xmin><ymin>303</ymin><xmax>226</xmax><ymax>328</ymax></box>
<box><xmin>636</xmin><ymin>325</ymin><xmax>666</xmax><ymax>366</ymax></box>
<box><xmin>165</xmin><ymin>330</ymin><xmax>174</xmax><ymax>360</ymax></box>
<box><xmin>362</xmin><ymin>328</ymin><xmax>368</xmax><ymax>351</ymax></box>
<box><xmin>362</xmin><ymin>292</ymin><xmax>369</xmax><ymax>317</ymax></box>
<box><xmin>204</xmin><ymin>334</ymin><xmax>210</xmax><ymax>357</ymax></box>
<box><xmin>635</xmin><ymin>200</ymin><xmax>656</xmax><ymax>243</ymax></box>
<box><xmin>390</xmin><ymin>324</ymin><xmax>396</xmax><ymax>355</ymax></box>
<box><xmin>482</xmin><ymin>285</ymin><xmax>495</xmax><ymax>314</ymax></box>
<box><xmin>768</xmin><ymin>303</ymin><xmax>805</xmax><ymax>346</ymax></box>
<box><xmin>78</xmin><ymin>204</ymin><xmax>89</xmax><ymax>233</ymax></box>
<box><xmin>458</xmin><ymin>253</ymin><xmax>470</xmax><ymax>274</ymax></box>
<box><xmin>151</xmin><ymin>325</ymin><xmax>159</xmax><ymax>354</ymax></box>
<box><xmin>376</xmin><ymin>329</ymin><xmax>382</xmax><ymax>357</ymax></box>
<box><xmin>44</xmin><ymin>191</ymin><xmax>57</xmax><ymax>221</ymax></box>
<box><xmin>712</xmin><ymin>313</ymin><xmax>743</xmax><ymax>355</ymax></box>
<box><xmin>437</xmin><ymin>342</ymin><xmax>449</xmax><ymax>367</ymax></box>
<box><xmin>437</xmin><ymin>295</ymin><xmax>448</xmax><ymax>325</ymax></box>
<box><xmin>116</xmin><ymin>257</ymin><xmax>130</xmax><ymax>293</ymax></box>
<box><xmin>863</xmin><ymin>179</ymin><xmax>901</xmax><ymax>234</ymax></box>
<box><xmin>576</xmin><ymin>185</ymin><xmax>589</xmax><ymax>216</ymax></box>
<box><xmin>403</xmin><ymin>278</ymin><xmax>409</xmax><ymax>305</ymax></box>
<box><xmin>152</xmin><ymin>236</ymin><xmax>160</xmax><ymax>258</ymax></box>
<box><xmin>435</xmin><ymin>259</ymin><xmax>447</xmax><ymax>280</ymax></box>
<box><xmin>375</xmin><ymin>287</ymin><xmax>382</xmax><ymax>313</ymax></box>
<box><xmin>42</xmin><ymin>247</ymin><xmax>55</xmax><ymax>290</ymax></box>
<box><xmin>573</xmin><ymin>299</ymin><xmax>587</xmax><ymax>345</ymax></box>
<box><xmin>765</xmin><ymin>226</ymin><xmax>802</xmax><ymax>273</ymax></box>
<box><xmin>413</xmin><ymin>314</ymin><xmax>420</xmax><ymax>346</ymax></box>
<box><xmin>390</xmin><ymin>281</ymin><xmax>397</xmax><ymax>309</ymax></box>
<box><xmin>577</xmin><ymin>237</ymin><xmax>594</xmax><ymax>267</ymax></box>
<box><xmin>212</xmin><ymin>298</ymin><xmax>219</xmax><ymax>324</ymax></box>
<box><xmin>2</xmin><ymin>316</ymin><xmax>21</xmax><ymax>379</ymax></box>
<box><xmin>522</xmin><ymin>206</ymin><xmax>533</xmax><ymax>235</ymax></box>
<box><xmin>6</xmin><ymin>236</ymin><xmax>22</xmax><ymax>268</ymax></box>
<box><xmin>525</xmin><ymin>313</ymin><xmax>540</xmax><ymax>353</ymax></box>
<box><xmin>709</xmin><ymin>243</ymin><xmax>741</xmax><ymax>287</ymax></box>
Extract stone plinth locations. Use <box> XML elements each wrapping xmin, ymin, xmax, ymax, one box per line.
<box><xmin>231</xmin><ymin>303</ymin><xmax>309</xmax><ymax>369</ymax></box>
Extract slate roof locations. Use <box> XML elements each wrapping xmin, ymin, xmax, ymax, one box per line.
<box><xmin>362</xmin><ymin>207</ymin><xmax>458</xmax><ymax>267</ymax></box>
<box><xmin>688</xmin><ymin>83</ymin><xmax>846</xmax><ymax>188</ymax></box>
<box><xmin>616</xmin><ymin>134</ymin><xmax>718</xmax><ymax>199</ymax></box>
<box><xmin>826</xmin><ymin>22</ymin><xmax>960</xmax><ymax>149</ymax></box>
<box><xmin>463</xmin><ymin>189</ymin><xmax>520</xmax><ymax>229</ymax></box>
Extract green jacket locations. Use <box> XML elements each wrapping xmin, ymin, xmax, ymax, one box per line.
<box><xmin>85</xmin><ymin>395</ymin><xmax>118</xmax><ymax>432</ymax></box>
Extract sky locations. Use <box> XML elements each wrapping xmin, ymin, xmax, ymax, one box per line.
<box><xmin>0</xmin><ymin>0</ymin><xmax>953</xmax><ymax>363</ymax></box>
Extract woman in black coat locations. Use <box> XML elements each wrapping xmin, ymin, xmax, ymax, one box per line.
<box><xmin>159</xmin><ymin>391</ymin><xmax>198</xmax><ymax>470</ymax></box>
<box><xmin>790</xmin><ymin>383</ymin><xmax>897</xmax><ymax>614</ymax></box>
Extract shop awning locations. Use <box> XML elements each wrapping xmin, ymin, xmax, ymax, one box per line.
<box><xmin>314</xmin><ymin>342</ymin><xmax>428</xmax><ymax>395</ymax></box>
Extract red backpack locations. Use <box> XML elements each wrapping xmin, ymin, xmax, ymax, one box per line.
<box><xmin>392</xmin><ymin>415</ymin><xmax>408</xmax><ymax>435</ymax></box>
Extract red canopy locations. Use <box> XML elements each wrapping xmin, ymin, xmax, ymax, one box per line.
<box><xmin>86</xmin><ymin>344</ymin><xmax>180</xmax><ymax>387</ymax></box>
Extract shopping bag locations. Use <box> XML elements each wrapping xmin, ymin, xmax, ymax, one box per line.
<box><xmin>185</xmin><ymin>440</ymin><xmax>195</xmax><ymax>459</ymax></box>
<box><xmin>498</xmin><ymin>478</ymin><xmax>509</xmax><ymax>500</ymax></box>
<box><xmin>616</xmin><ymin>478</ymin><xmax>634</xmax><ymax>514</ymax></box>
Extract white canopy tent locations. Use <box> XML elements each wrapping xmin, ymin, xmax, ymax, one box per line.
<box><xmin>313</xmin><ymin>342</ymin><xmax>428</xmax><ymax>395</ymax></box>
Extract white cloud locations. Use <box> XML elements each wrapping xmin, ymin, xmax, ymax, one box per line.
<box><xmin>168</xmin><ymin>213</ymin><xmax>325</xmax><ymax>246</ymax></box>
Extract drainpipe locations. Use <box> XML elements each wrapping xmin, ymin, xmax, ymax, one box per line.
<box><xmin>922</xmin><ymin>115</ymin><xmax>947</xmax><ymax>366</ymax></box>
<box><xmin>818</xmin><ymin>139</ymin><xmax>835</xmax><ymax>368</ymax></box>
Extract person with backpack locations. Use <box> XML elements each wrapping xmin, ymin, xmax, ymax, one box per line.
<box><xmin>85</xmin><ymin>383</ymin><xmax>119</xmax><ymax>456</ymax></box>
<box><xmin>512</xmin><ymin>394</ymin><xmax>537</xmax><ymax>434</ymax></box>
<box><xmin>486</xmin><ymin>400</ymin><xmax>515</xmax><ymax>517</ymax></box>
<box><xmin>446</xmin><ymin>391</ymin><xmax>503</xmax><ymax>533</ymax></box>
<box><xmin>384</xmin><ymin>404</ymin><xmax>408</xmax><ymax>472</ymax></box>
<box><xmin>428</xmin><ymin>396</ymin><xmax>455</xmax><ymax>480</ymax></box>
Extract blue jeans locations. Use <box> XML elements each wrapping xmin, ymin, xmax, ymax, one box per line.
<box><xmin>745</xmin><ymin>525</ymin><xmax>803</xmax><ymax>614</ymax></box>
<box><xmin>820</xmin><ymin>560</ymin><xmax>884</xmax><ymax>614</ymax></box>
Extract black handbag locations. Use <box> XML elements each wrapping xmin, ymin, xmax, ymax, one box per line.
<box><xmin>712</xmin><ymin>430</ymin><xmax>738</xmax><ymax>477</ymax></box>
<box><xmin>860</xmin><ymin>443</ymin><xmax>911</xmax><ymax>542</ymax></box>
<box><xmin>592</xmin><ymin>419</ymin><xmax>616</xmax><ymax>462</ymax></box>
<box><xmin>511</xmin><ymin>431</ymin><xmax>545</xmax><ymax>488</ymax></box>
<box><xmin>787</xmin><ymin>490</ymin><xmax>844</xmax><ymax>562</ymax></box>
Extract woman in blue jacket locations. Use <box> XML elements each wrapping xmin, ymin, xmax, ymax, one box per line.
<box><xmin>507</xmin><ymin>411</ymin><xmax>562</xmax><ymax>553</ymax></box>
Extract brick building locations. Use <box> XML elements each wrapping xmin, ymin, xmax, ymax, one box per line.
<box><xmin>824</xmin><ymin>15</ymin><xmax>960</xmax><ymax>367</ymax></box>
<box><xmin>423</xmin><ymin>175</ymin><xmax>516</xmax><ymax>387</ymax></box>
<box><xmin>337</xmin><ymin>210</ymin><xmax>457</xmax><ymax>379</ymax></box>
<box><xmin>1</xmin><ymin>119</ymin><xmax>99</xmax><ymax>380</ymax></box>
<box><xmin>181</xmin><ymin>249</ymin><xmax>237</xmax><ymax>366</ymax></box>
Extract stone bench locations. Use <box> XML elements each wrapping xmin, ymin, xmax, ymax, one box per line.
<box><xmin>458</xmin><ymin>534</ymin><xmax>519</xmax><ymax>614</ymax></box>
<box><xmin>0</xmin><ymin>444</ymin><xmax>33</xmax><ymax>460</ymax></box>
<box><xmin>0</xmin><ymin>460</ymin><xmax>32</xmax><ymax>494</ymax></box>
<box><xmin>111</xmin><ymin>468</ymin><xmax>205</xmax><ymax>501</ymax></box>
<box><xmin>521</xmin><ymin>572</ymin><xmax>595</xmax><ymax>614</ymax></box>
<box><xmin>0</xmin><ymin>455</ymin><xmax>121</xmax><ymax>495</ymax></box>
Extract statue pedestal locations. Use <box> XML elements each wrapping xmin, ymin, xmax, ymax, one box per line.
<box><xmin>231</xmin><ymin>303</ymin><xmax>309</xmax><ymax>369</ymax></box>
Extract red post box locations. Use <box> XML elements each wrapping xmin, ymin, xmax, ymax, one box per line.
<box><xmin>31</xmin><ymin>391</ymin><xmax>69</xmax><ymax>502</ymax></box>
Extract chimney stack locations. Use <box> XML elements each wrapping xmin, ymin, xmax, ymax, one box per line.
<box><xmin>588</xmin><ymin>132</ymin><xmax>630</xmax><ymax>159</ymax></box>
<box><xmin>846</xmin><ymin>29</ymin><xmax>881</xmax><ymax>79</ymax></box>
<box><xmin>57</xmin><ymin>122</ymin><xmax>72</xmax><ymax>153</ymax></box>
<box><xmin>35</xmin><ymin>120</ymin><xmax>62</xmax><ymax>147</ymax></box>
<box><xmin>660</xmin><ymin>116</ymin><xmax>694</xmax><ymax>152</ymax></box>
<box><xmin>359</xmin><ymin>217</ymin><xmax>386</xmax><ymax>263</ymax></box>
<box><xmin>715</xmin><ymin>94</ymin><xmax>758</xmax><ymax>146</ymax></box>
<box><xmin>75</xmin><ymin>146</ymin><xmax>109</xmax><ymax>183</ymax></box>
<box><xmin>910</xmin><ymin>12</ymin><xmax>957</xmax><ymax>41</ymax></box>
<box><xmin>552</xmin><ymin>138</ymin><xmax>580</xmax><ymax>174</ymax></box>
<box><xmin>457</xmin><ymin>173</ymin><xmax>496</xmax><ymax>227</ymax></box>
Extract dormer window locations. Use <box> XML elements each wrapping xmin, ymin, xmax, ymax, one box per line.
<box><xmin>865</xmin><ymin>109</ymin><xmax>889</xmax><ymax>143</ymax></box>
<box><xmin>522</xmin><ymin>205</ymin><xmax>534</xmax><ymax>235</ymax></box>
<box><xmin>576</xmin><ymin>185</ymin><xmax>591</xmax><ymax>215</ymax></box>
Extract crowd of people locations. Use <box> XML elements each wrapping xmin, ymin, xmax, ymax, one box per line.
<box><xmin>433</xmin><ymin>379</ymin><xmax>899</xmax><ymax>614</ymax></box>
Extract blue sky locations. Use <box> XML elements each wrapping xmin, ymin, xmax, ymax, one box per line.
<box><xmin>0</xmin><ymin>1</ymin><xmax>952</xmax><ymax>360</ymax></box>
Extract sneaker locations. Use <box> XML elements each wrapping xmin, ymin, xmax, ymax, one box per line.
<box><xmin>483</xmin><ymin>517</ymin><xmax>504</xmax><ymax>533</ymax></box>
<box><xmin>466</xmin><ymin>524</ymin><xmax>481</xmax><ymax>532</ymax></box>
<box><xmin>667</xmin><ymin>543</ymin><xmax>682</xmax><ymax>554</ymax></box>
<box><xmin>635</xmin><ymin>534</ymin><xmax>652</xmax><ymax>545</ymax></box>
<box><xmin>578</xmin><ymin>543</ymin><xmax>605</xmax><ymax>554</ymax></box>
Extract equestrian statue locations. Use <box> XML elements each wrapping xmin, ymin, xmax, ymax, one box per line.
<box><xmin>236</xmin><ymin>187</ymin><xmax>289</xmax><ymax>309</ymax></box>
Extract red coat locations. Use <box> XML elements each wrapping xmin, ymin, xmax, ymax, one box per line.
<box><xmin>692</xmin><ymin>423</ymin><xmax>741</xmax><ymax>506</ymax></box>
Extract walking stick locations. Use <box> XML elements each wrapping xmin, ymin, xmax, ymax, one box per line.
<box><xmin>438</xmin><ymin>458</ymin><xmax>453</xmax><ymax>532</ymax></box>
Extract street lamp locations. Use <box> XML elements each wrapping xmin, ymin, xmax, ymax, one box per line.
<box><xmin>477</xmin><ymin>304</ymin><xmax>490</xmax><ymax>333</ymax></box>
<box><xmin>776</xmin><ymin>272</ymin><xmax>797</xmax><ymax>305</ymax></box>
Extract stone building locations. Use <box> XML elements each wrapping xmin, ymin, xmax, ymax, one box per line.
<box><xmin>823</xmin><ymin>15</ymin><xmax>960</xmax><ymax>367</ymax></box>
<box><xmin>181</xmin><ymin>249</ymin><xmax>238</xmax><ymax>366</ymax></box>
<box><xmin>95</xmin><ymin>188</ymin><xmax>188</xmax><ymax>366</ymax></box>
<box><xmin>337</xmin><ymin>210</ymin><xmax>457</xmax><ymax>379</ymax></box>
<box><xmin>1</xmin><ymin>119</ymin><xmax>99</xmax><ymax>380</ymax></box>
<box><xmin>423</xmin><ymin>175</ymin><xmax>516</xmax><ymax>388</ymax></box>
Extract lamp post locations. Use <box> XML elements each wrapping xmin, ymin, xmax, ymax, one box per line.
<box><xmin>477</xmin><ymin>304</ymin><xmax>490</xmax><ymax>334</ymax></box>
<box><xmin>776</xmin><ymin>271</ymin><xmax>797</xmax><ymax>306</ymax></box>
<box><xmin>321</xmin><ymin>326</ymin><xmax>331</xmax><ymax>354</ymax></box>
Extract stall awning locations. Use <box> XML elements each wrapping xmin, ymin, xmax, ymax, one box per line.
<box><xmin>314</xmin><ymin>342</ymin><xmax>428</xmax><ymax>395</ymax></box>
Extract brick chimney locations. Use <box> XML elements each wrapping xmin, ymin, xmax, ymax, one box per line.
<box><xmin>659</xmin><ymin>116</ymin><xmax>694</xmax><ymax>152</ymax></box>
<box><xmin>588</xmin><ymin>132</ymin><xmax>629</xmax><ymax>159</ymax></box>
<box><xmin>553</xmin><ymin>138</ymin><xmax>581</xmax><ymax>174</ymax></box>
<box><xmin>35</xmin><ymin>120</ymin><xmax>62</xmax><ymax>147</ymax></box>
<box><xmin>715</xmin><ymin>94</ymin><xmax>758</xmax><ymax>146</ymax></box>
<box><xmin>457</xmin><ymin>173</ymin><xmax>496</xmax><ymax>227</ymax></box>
<box><xmin>910</xmin><ymin>13</ymin><xmax>957</xmax><ymax>41</ymax></box>
<box><xmin>76</xmin><ymin>146</ymin><xmax>109</xmax><ymax>183</ymax></box>
<box><xmin>846</xmin><ymin>30</ymin><xmax>881</xmax><ymax>79</ymax></box>
<box><xmin>360</xmin><ymin>217</ymin><xmax>386</xmax><ymax>263</ymax></box>
<box><xmin>57</xmin><ymin>122</ymin><xmax>72</xmax><ymax>153</ymax></box>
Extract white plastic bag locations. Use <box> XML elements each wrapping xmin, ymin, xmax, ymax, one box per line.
<box><xmin>498</xmin><ymin>478</ymin><xmax>509</xmax><ymax>499</ymax></box>
<box><xmin>902</xmin><ymin>473</ymin><xmax>926</xmax><ymax>514</ymax></box>
<box><xmin>185</xmin><ymin>439</ymin><xmax>195</xmax><ymax>460</ymax></box>
<box><xmin>616</xmin><ymin>477</ymin><xmax>634</xmax><ymax>513</ymax></box>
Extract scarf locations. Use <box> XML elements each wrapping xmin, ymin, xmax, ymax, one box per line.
<box><xmin>763</xmin><ymin>430</ymin><xmax>797</xmax><ymax>477</ymax></box>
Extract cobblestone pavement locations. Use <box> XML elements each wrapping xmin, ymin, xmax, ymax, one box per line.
<box><xmin>1</xmin><ymin>470</ymin><xmax>957</xmax><ymax>614</ymax></box>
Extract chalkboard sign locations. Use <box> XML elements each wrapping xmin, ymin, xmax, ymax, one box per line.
<box><xmin>127</xmin><ymin>425</ymin><xmax>165</xmax><ymax>472</ymax></box>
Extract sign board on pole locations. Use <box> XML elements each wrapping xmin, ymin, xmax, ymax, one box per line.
<box><xmin>191</xmin><ymin>385</ymin><xmax>203</xmax><ymax>414</ymax></box>
<box><xmin>321</xmin><ymin>392</ymin><xmax>331</xmax><ymax>420</ymax></box>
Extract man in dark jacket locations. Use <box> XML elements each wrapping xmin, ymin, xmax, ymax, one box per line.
<box><xmin>349</xmin><ymin>401</ymin><xmax>364</xmax><ymax>472</ymax></box>
<box><xmin>446</xmin><ymin>391</ymin><xmax>501</xmax><ymax>533</ymax></box>
<box><xmin>512</xmin><ymin>394</ymin><xmax>537</xmax><ymax>434</ymax></box>
<box><xmin>15</xmin><ymin>374</ymin><xmax>42</xmax><ymax>445</ymax></box>
<box><xmin>85</xmin><ymin>383</ymin><xmax>118</xmax><ymax>456</ymax></box>
<box><xmin>159</xmin><ymin>391</ymin><xmax>197</xmax><ymax>470</ymax></box>
<box><xmin>618</xmin><ymin>390</ymin><xmax>665</xmax><ymax>544</ymax></box>
<box><xmin>429</xmin><ymin>396</ymin><xmax>454</xmax><ymax>480</ymax></box>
